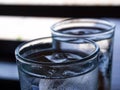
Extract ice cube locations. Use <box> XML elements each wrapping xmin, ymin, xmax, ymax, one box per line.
<box><xmin>59</xmin><ymin>77</ymin><xmax>84</xmax><ymax>90</ymax></box>
<box><xmin>32</xmin><ymin>78</ymin><xmax>40</xmax><ymax>86</ymax></box>
<box><xmin>38</xmin><ymin>76</ymin><xmax>85</xmax><ymax>90</ymax></box>
<box><xmin>66</xmin><ymin>30</ymin><xmax>86</xmax><ymax>35</ymax></box>
<box><xmin>66</xmin><ymin>53</ymin><xmax>82</xmax><ymax>60</ymax></box>
<box><xmin>45</xmin><ymin>53</ymin><xmax>67</xmax><ymax>63</ymax></box>
<box><xmin>38</xmin><ymin>72</ymin><xmax>97</xmax><ymax>90</ymax></box>
<box><xmin>39</xmin><ymin>79</ymin><xmax>64</xmax><ymax>90</ymax></box>
<box><xmin>31</xmin><ymin>85</ymin><xmax>39</xmax><ymax>90</ymax></box>
<box><xmin>45</xmin><ymin>52</ymin><xmax>82</xmax><ymax>63</ymax></box>
<box><xmin>39</xmin><ymin>79</ymin><xmax>52</xmax><ymax>90</ymax></box>
<box><xmin>99</xmin><ymin>52</ymin><xmax>109</xmax><ymax>75</ymax></box>
<box><xmin>58</xmin><ymin>68</ymin><xmax>98</xmax><ymax>90</ymax></box>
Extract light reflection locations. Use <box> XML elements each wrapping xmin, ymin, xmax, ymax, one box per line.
<box><xmin>0</xmin><ymin>0</ymin><xmax>120</xmax><ymax>6</ymax></box>
<box><xmin>0</xmin><ymin>16</ymin><xmax>64</xmax><ymax>41</ymax></box>
<box><xmin>0</xmin><ymin>62</ymin><xmax>19</xmax><ymax>80</ymax></box>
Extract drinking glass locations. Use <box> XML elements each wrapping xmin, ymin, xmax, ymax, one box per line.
<box><xmin>51</xmin><ymin>18</ymin><xmax>115</xmax><ymax>90</ymax></box>
<box><xmin>15</xmin><ymin>37</ymin><xmax>99</xmax><ymax>90</ymax></box>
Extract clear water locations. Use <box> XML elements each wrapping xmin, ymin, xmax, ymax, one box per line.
<box><xmin>18</xmin><ymin>49</ymin><xmax>98</xmax><ymax>90</ymax></box>
<box><xmin>53</xmin><ymin>27</ymin><xmax>114</xmax><ymax>90</ymax></box>
<box><xmin>57</xmin><ymin>27</ymin><xmax>105</xmax><ymax>35</ymax></box>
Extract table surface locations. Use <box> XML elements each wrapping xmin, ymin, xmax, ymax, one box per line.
<box><xmin>0</xmin><ymin>17</ymin><xmax>120</xmax><ymax>90</ymax></box>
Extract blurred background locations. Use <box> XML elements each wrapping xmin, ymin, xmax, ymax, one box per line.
<box><xmin>0</xmin><ymin>0</ymin><xmax>120</xmax><ymax>90</ymax></box>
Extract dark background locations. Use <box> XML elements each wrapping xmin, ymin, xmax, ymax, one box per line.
<box><xmin>0</xmin><ymin>5</ymin><xmax>120</xmax><ymax>18</ymax></box>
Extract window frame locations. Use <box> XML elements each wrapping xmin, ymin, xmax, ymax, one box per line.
<box><xmin>0</xmin><ymin>4</ymin><xmax>119</xmax><ymax>62</ymax></box>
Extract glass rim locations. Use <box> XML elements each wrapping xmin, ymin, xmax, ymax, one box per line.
<box><xmin>15</xmin><ymin>37</ymin><xmax>100</xmax><ymax>66</ymax></box>
<box><xmin>51</xmin><ymin>18</ymin><xmax>116</xmax><ymax>38</ymax></box>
